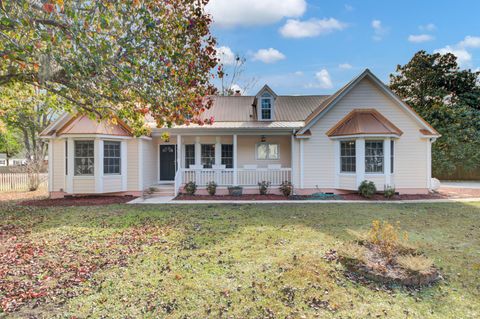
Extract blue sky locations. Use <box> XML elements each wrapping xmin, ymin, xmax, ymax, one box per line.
<box><xmin>206</xmin><ymin>0</ymin><xmax>480</xmax><ymax>95</ymax></box>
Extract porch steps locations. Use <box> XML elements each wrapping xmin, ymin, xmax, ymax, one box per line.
<box><xmin>146</xmin><ymin>184</ymin><xmax>176</xmax><ymax>197</ymax></box>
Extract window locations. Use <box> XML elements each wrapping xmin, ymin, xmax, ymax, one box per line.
<box><xmin>260</xmin><ymin>93</ymin><xmax>272</xmax><ymax>120</ymax></box>
<box><xmin>365</xmin><ymin>141</ymin><xmax>384</xmax><ymax>173</ymax></box>
<box><xmin>340</xmin><ymin>141</ymin><xmax>356</xmax><ymax>173</ymax></box>
<box><xmin>65</xmin><ymin>140</ymin><xmax>68</xmax><ymax>175</ymax></box>
<box><xmin>256</xmin><ymin>143</ymin><xmax>279</xmax><ymax>160</ymax></box>
<box><xmin>74</xmin><ymin>141</ymin><xmax>94</xmax><ymax>176</ymax></box>
<box><xmin>104</xmin><ymin>141</ymin><xmax>121</xmax><ymax>174</ymax></box>
<box><xmin>0</xmin><ymin>159</ymin><xmax>5</xmax><ymax>166</ymax></box>
<box><xmin>184</xmin><ymin>144</ymin><xmax>195</xmax><ymax>168</ymax></box>
<box><xmin>390</xmin><ymin>140</ymin><xmax>394</xmax><ymax>174</ymax></box>
<box><xmin>201</xmin><ymin>144</ymin><xmax>215</xmax><ymax>168</ymax></box>
<box><xmin>221</xmin><ymin>144</ymin><xmax>233</xmax><ymax>168</ymax></box>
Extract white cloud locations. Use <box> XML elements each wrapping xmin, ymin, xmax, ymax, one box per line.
<box><xmin>216</xmin><ymin>46</ymin><xmax>236</xmax><ymax>65</ymax></box>
<box><xmin>279</xmin><ymin>18</ymin><xmax>347</xmax><ymax>38</ymax></box>
<box><xmin>206</xmin><ymin>0</ymin><xmax>306</xmax><ymax>28</ymax></box>
<box><xmin>419</xmin><ymin>23</ymin><xmax>436</xmax><ymax>32</ymax></box>
<box><xmin>252</xmin><ymin>48</ymin><xmax>286</xmax><ymax>64</ymax></box>
<box><xmin>434</xmin><ymin>36</ymin><xmax>480</xmax><ymax>67</ymax></box>
<box><xmin>338</xmin><ymin>63</ymin><xmax>352</xmax><ymax>69</ymax></box>
<box><xmin>459</xmin><ymin>36</ymin><xmax>480</xmax><ymax>48</ymax></box>
<box><xmin>408</xmin><ymin>34</ymin><xmax>434</xmax><ymax>43</ymax></box>
<box><xmin>294</xmin><ymin>71</ymin><xmax>304</xmax><ymax>76</ymax></box>
<box><xmin>306</xmin><ymin>69</ymin><xmax>333</xmax><ymax>89</ymax></box>
<box><xmin>344</xmin><ymin>4</ymin><xmax>354</xmax><ymax>11</ymax></box>
<box><xmin>435</xmin><ymin>46</ymin><xmax>472</xmax><ymax>66</ymax></box>
<box><xmin>371</xmin><ymin>19</ymin><xmax>389</xmax><ymax>41</ymax></box>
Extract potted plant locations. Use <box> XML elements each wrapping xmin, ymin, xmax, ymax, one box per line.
<box><xmin>227</xmin><ymin>185</ymin><xmax>243</xmax><ymax>196</ymax></box>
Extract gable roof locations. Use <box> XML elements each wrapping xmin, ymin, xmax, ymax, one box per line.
<box><xmin>40</xmin><ymin>114</ymin><xmax>132</xmax><ymax>137</ymax></box>
<box><xmin>298</xmin><ymin>69</ymin><xmax>440</xmax><ymax>136</ymax></box>
<box><xmin>326</xmin><ymin>109</ymin><xmax>403</xmax><ymax>137</ymax></box>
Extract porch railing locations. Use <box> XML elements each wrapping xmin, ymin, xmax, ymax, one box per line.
<box><xmin>181</xmin><ymin>168</ymin><xmax>291</xmax><ymax>187</ymax></box>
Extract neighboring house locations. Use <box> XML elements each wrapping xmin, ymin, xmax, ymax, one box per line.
<box><xmin>0</xmin><ymin>153</ymin><xmax>28</xmax><ymax>167</ymax></box>
<box><xmin>40</xmin><ymin>69</ymin><xmax>440</xmax><ymax>198</ymax></box>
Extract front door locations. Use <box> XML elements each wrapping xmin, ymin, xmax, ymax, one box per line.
<box><xmin>159</xmin><ymin>145</ymin><xmax>176</xmax><ymax>181</ymax></box>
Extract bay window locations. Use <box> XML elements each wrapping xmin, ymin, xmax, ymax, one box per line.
<box><xmin>340</xmin><ymin>141</ymin><xmax>356</xmax><ymax>173</ymax></box>
<box><xmin>74</xmin><ymin>141</ymin><xmax>94</xmax><ymax>176</ymax></box>
<box><xmin>104</xmin><ymin>141</ymin><xmax>121</xmax><ymax>175</ymax></box>
<box><xmin>365</xmin><ymin>140</ymin><xmax>384</xmax><ymax>173</ymax></box>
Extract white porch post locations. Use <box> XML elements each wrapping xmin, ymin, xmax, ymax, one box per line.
<box><xmin>121</xmin><ymin>140</ymin><xmax>127</xmax><ymax>191</ymax></box>
<box><xmin>233</xmin><ymin>134</ymin><xmax>238</xmax><ymax>186</ymax></box>
<box><xmin>290</xmin><ymin>135</ymin><xmax>296</xmax><ymax>188</ymax></box>
<box><xmin>215</xmin><ymin>137</ymin><xmax>221</xmax><ymax>165</ymax></box>
<box><xmin>94</xmin><ymin>138</ymin><xmax>103</xmax><ymax>193</ymax></box>
<box><xmin>299</xmin><ymin>139</ymin><xmax>304</xmax><ymax>189</ymax></box>
<box><xmin>138</xmin><ymin>139</ymin><xmax>143</xmax><ymax>190</ymax></box>
<box><xmin>427</xmin><ymin>139</ymin><xmax>432</xmax><ymax>189</ymax></box>
<box><xmin>177</xmin><ymin>134</ymin><xmax>182</xmax><ymax>170</ymax></box>
<box><xmin>66</xmin><ymin>138</ymin><xmax>74</xmax><ymax>193</ymax></box>
<box><xmin>194</xmin><ymin>136</ymin><xmax>201</xmax><ymax>166</ymax></box>
<box><xmin>384</xmin><ymin>139</ymin><xmax>391</xmax><ymax>188</ymax></box>
<box><xmin>356</xmin><ymin>138</ymin><xmax>365</xmax><ymax>187</ymax></box>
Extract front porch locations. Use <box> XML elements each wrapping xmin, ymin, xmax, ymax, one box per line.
<box><xmin>153</xmin><ymin>133</ymin><xmax>294</xmax><ymax>195</ymax></box>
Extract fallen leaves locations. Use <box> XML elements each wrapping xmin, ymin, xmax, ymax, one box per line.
<box><xmin>0</xmin><ymin>224</ymin><xmax>171</xmax><ymax>312</ymax></box>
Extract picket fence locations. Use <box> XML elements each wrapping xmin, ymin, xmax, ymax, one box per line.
<box><xmin>0</xmin><ymin>173</ymin><xmax>48</xmax><ymax>192</ymax></box>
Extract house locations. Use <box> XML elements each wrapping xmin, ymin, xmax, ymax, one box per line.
<box><xmin>40</xmin><ymin>69</ymin><xmax>440</xmax><ymax>198</ymax></box>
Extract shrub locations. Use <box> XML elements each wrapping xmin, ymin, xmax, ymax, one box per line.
<box><xmin>397</xmin><ymin>255</ymin><xmax>434</xmax><ymax>274</ymax></box>
<box><xmin>279</xmin><ymin>181</ymin><xmax>293</xmax><ymax>197</ymax></box>
<box><xmin>184</xmin><ymin>181</ymin><xmax>197</xmax><ymax>196</ymax></box>
<box><xmin>228</xmin><ymin>186</ymin><xmax>243</xmax><ymax>196</ymax></box>
<box><xmin>258</xmin><ymin>181</ymin><xmax>271</xmax><ymax>195</ymax></box>
<box><xmin>367</xmin><ymin>220</ymin><xmax>408</xmax><ymax>258</ymax></box>
<box><xmin>384</xmin><ymin>185</ymin><xmax>396</xmax><ymax>199</ymax></box>
<box><xmin>206</xmin><ymin>181</ymin><xmax>217</xmax><ymax>196</ymax></box>
<box><xmin>358</xmin><ymin>180</ymin><xmax>376</xmax><ymax>198</ymax></box>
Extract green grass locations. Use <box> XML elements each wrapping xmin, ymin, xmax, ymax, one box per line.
<box><xmin>1</xmin><ymin>202</ymin><xmax>479</xmax><ymax>318</ymax></box>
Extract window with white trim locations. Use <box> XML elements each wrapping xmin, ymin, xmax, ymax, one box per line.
<box><xmin>221</xmin><ymin>144</ymin><xmax>233</xmax><ymax>168</ymax></box>
<box><xmin>365</xmin><ymin>140</ymin><xmax>384</xmax><ymax>173</ymax></box>
<box><xmin>260</xmin><ymin>93</ymin><xmax>273</xmax><ymax>120</ymax></box>
<box><xmin>104</xmin><ymin>141</ymin><xmax>121</xmax><ymax>174</ymax></box>
<box><xmin>256</xmin><ymin>143</ymin><xmax>279</xmax><ymax>160</ymax></box>
<box><xmin>340</xmin><ymin>141</ymin><xmax>356</xmax><ymax>173</ymax></box>
<box><xmin>74</xmin><ymin>141</ymin><xmax>94</xmax><ymax>176</ymax></box>
<box><xmin>184</xmin><ymin>144</ymin><xmax>195</xmax><ymax>168</ymax></box>
<box><xmin>201</xmin><ymin>144</ymin><xmax>215</xmax><ymax>168</ymax></box>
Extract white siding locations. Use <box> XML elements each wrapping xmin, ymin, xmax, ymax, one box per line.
<box><xmin>72</xmin><ymin>178</ymin><xmax>95</xmax><ymax>193</ymax></box>
<box><xmin>304</xmin><ymin>77</ymin><xmax>429</xmax><ymax>190</ymax></box>
<box><xmin>127</xmin><ymin>139</ymin><xmax>139</xmax><ymax>191</ymax></box>
<box><xmin>51</xmin><ymin>140</ymin><xmax>66</xmax><ymax>191</ymax></box>
<box><xmin>142</xmin><ymin>139</ymin><xmax>157</xmax><ymax>188</ymax></box>
<box><xmin>104</xmin><ymin>176</ymin><xmax>122</xmax><ymax>193</ymax></box>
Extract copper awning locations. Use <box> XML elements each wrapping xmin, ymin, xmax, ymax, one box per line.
<box><xmin>326</xmin><ymin>109</ymin><xmax>403</xmax><ymax>137</ymax></box>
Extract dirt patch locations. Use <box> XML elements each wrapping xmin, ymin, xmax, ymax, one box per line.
<box><xmin>176</xmin><ymin>194</ymin><xmax>289</xmax><ymax>201</ymax></box>
<box><xmin>19</xmin><ymin>196</ymin><xmax>136</xmax><ymax>207</ymax></box>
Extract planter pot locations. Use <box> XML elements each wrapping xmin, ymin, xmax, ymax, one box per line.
<box><xmin>228</xmin><ymin>186</ymin><xmax>243</xmax><ymax>196</ymax></box>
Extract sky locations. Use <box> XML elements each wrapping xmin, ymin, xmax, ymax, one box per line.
<box><xmin>206</xmin><ymin>0</ymin><xmax>480</xmax><ymax>95</ymax></box>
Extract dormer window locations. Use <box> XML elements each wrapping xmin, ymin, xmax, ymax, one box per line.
<box><xmin>260</xmin><ymin>92</ymin><xmax>273</xmax><ymax>120</ymax></box>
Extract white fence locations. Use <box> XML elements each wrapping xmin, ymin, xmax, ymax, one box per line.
<box><xmin>182</xmin><ymin>168</ymin><xmax>291</xmax><ymax>187</ymax></box>
<box><xmin>0</xmin><ymin>173</ymin><xmax>48</xmax><ymax>192</ymax></box>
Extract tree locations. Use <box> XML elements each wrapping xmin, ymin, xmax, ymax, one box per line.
<box><xmin>218</xmin><ymin>54</ymin><xmax>257</xmax><ymax>96</ymax></box>
<box><xmin>390</xmin><ymin>51</ymin><xmax>480</xmax><ymax>177</ymax></box>
<box><xmin>0</xmin><ymin>83</ymin><xmax>61</xmax><ymax>163</ymax></box>
<box><xmin>0</xmin><ymin>122</ymin><xmax>22</xmax><ymax>166</ymax></box>
<box><xmin>0</xmin><ymin>0</ymin><xmax>218</xmax><ymax>132</ymax></box>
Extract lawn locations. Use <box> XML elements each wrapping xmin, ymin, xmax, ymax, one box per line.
<box><xmin>1</xmin><ymin>201</ymin><xmax>479</xmax><ymax>318</ymax></box>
